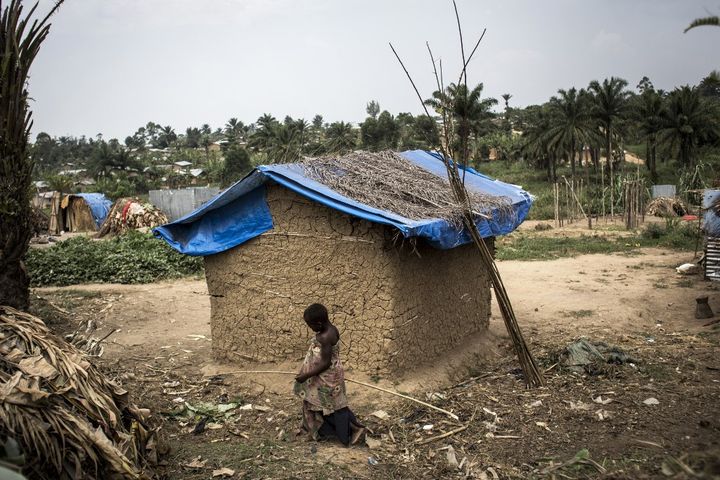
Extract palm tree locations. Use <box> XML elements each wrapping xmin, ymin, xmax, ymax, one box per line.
<box><xmin>249</xmin><ymin>114</ymin><xmax>279</xmax><ymax>152</ymax></box>
<box><xmin>545</xmin><ymin>88</ymin><xmax>594</xmax><ymax>179</ymax></box>
<box><xmin>501</xmin><ymin>93</ymin><xmax>512</xmax><ymax>111</ymax></box>
<box><xmin>155</xmin><ymin>125</ymin><xmax>177</xmax><ymax>149</ymax></box>
<box><xmin>325</xmin><ymin>121</ymin><xmax>357</xmax><ymax>154</ymax></box>
<box><xmin>185</xmin><ymin>127</ymin><xmax>201</xmax><ymax>148</ymax></box>
<box><xmin>660</xmin><ymin>86</ymin><xmax>719</xmax><ymax>168</ymax></box>
<box><xmin>425</xmin><ymin>82</ymin><xmax>497</xmax><ymax>164</ymax></box>
<box><xmin>521</xmin><ymin>105</ymin><xmax>556</xmax><ymax>180</ymax></box>
<box><xmin>266</xmin><ymin>123</ymin><xmax>302</xmax><ymax>163</ymax></box>
<box><xmin>589</xmin><ymin>77</ymin><xmax>630</xmax><ymax>216</ymax></box>
<box><xmin>224</xmin><ymin>118</ymin><xmax>248</xmax><ymax>144</ymax></box>
<box><xmin>634</xmin><ymin>88</ymin><xmax>665</xmax><ymax>181</ymax></box>
<box><xmin>698</xmin><ymin>70</ymin><xmax>720</xmax><ymax>99</ymax></box>
<box><xmin>1</xmin><ymin>0</ymin><xmax>64</xmax><ymax>309</ymax></box>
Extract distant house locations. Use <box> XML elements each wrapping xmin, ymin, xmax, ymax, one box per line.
<box><xmin>189</xmin><ymin>169</ymin><xmax>206</xmax><ymax>185</ymax></box>
<box><xmin>173</xmin><ymin>161</ymin><xmax>192</xmax><ymax>173</ymax></box>
<box><xmin>33</xmin><ymin>181</ymin><xmax>49</xmax><ymax>192</ymax></box>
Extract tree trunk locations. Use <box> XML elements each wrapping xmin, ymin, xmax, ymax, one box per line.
<box><xmin>0</xmin><ymin>200</ymin><xmax>32</xmax><ymax>310</ymax></box>
<box><xmin>607</xmin><ymin>127</ymin><xmax>614</xmax><ymax>218</ymax></box>
<box><xmin>546</xmin><ymin>154</ymin><xmax>552</xmax><ymax>181</ymax></box>
<box><xmin>584</xmin><ymin>146</ymin><xmax>591</xmax><ymax>190</ymax></box>
<box><xmin>650</xmin><ymin>140</ymin><xmax>657</xmax><ymax>183</ymax></box>
<box><xmin>590</xmin><ymin>147</ymin><xmax>598</xmax><ymax>173</ymax></box>
<box><xmin>570</xmin><ymin>139</ymin><xmax>576</xmax><ymax>179</ymax></box>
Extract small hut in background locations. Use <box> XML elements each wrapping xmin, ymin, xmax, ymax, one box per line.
<box><xmin>155</xmin><ymin>150</ymin><xmax>532</xmax><ymax>375</ymax></box>
<box><xmin>58</xmin><ymin>193</ymin><xmax>112</xmax><ymax>233</ymax></box>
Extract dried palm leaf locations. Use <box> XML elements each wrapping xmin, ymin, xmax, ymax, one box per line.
<box><xmin>0</xmin><ymin>306</ymin><xmax>159</xmax><ymax>479</ymax></box>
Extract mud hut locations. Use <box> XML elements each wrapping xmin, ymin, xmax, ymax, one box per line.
<box><xmin>60</xmin><ymin>193</ymin><xmax>112</xmax><ymax>233</ymax></box>
<box><xmin>155</xmin><ymin>151</ymin><xmax>532</xmax><ymax>375</ymax></box>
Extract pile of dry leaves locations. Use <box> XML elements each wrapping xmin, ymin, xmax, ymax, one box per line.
<box><xmin>0</xmin><ymin>306</ymin><xmax>162</xmax><ymax>479</ymax></box>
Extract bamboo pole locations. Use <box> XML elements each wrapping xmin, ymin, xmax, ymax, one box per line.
<box><xmin>217</xmin><ymin>370</ymin><xmax>460</xmax><ymax>420</ymax></box>
<box><xmin>389</xmin><ymin>16</ymin><xmax>544</xmax><ymax>388</ymax></box>
<box><xmin>561</xmin><ymin>176</ymin><xmax>588</xmax><ymax>220</ymax></box>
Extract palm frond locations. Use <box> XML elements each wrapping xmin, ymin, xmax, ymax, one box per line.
<box><xmin>685</xmin><ymin>16</ymin><xmax>720</xmax><ymax>33</ymax></box>
<box><xmin>0</xmin><ymin>306</ymin><xmax>160</xmax><ymax>478</ymax></box>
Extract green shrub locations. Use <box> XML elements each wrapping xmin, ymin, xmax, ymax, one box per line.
<box><xmin>26</xmin><ymin>232</ymin><xmax>203</xmax><ymax>286</ymax></box>
<box><xmin>639</xmin><ymin>219</ymin><xmax>699</xmax><ymax>250</ymax></box>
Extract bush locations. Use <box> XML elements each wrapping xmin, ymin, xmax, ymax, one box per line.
<box><xmin>640</xmin><ymin>219</ymin><xmax>700</xmax><ymax>250</ymax></box>
<box><xmin>26</xmin><ymin>232</ymin><xmax>203</xmax><ymax>286</ymax></box>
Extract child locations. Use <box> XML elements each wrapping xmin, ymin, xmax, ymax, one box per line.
<box><xmin>293</xmin><ymin>303</ymin><xmax>365</xmax><ymax>446</ymax></box>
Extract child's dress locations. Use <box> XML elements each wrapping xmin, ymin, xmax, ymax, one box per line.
<box><xmin>294</xmin><ymin>337</ymin><xmax>360</xmax><ymax>445</ymax></box>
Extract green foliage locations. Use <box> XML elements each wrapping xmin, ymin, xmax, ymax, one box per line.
<box><xmin>685</xmin><ymin>15</ymin><xmax>720</xmax><ymax>33</ymax></box>
<box><xmin>45</xmin><ymin>175</ymin><xmax>75</xmax><ymax>195</ymax></box>
<box><xmin>478</xmin><ymin>161</ymin><xmax>557</xmax><ymax>220</ymax></box>
<box><xmin>425</xmin><ymin>82</ymin><xmax>498</xmax><ymax>162</ymax></box>
<box><xmin>222</xmin><ymin>145</ymin><xmax>252</xmax><ymax>187</ymax></box>
<box><xmin>640</xmin><ymin>218</ymin><xmax>700</xmax><ymax>250</ymax></box>
<box><xmin>496</xmin><ymin>219</ymin><xmax>698</xmax><ymax>261</ymax></box>
<box><xmin>26</xmin><ymin>232</ymin><xmax>203</xmax><ymax>287</ymax></box>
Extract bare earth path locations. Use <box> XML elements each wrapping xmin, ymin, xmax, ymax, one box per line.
<box><xmin>34</xmin><ymin>248</ymin><xmax>720</xmax><ymax>478</ymax></box>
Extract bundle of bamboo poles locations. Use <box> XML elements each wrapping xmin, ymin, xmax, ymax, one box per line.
<box><xmin>389</xmin><ymin>3</ymin><xmax>544</xmax><ymax>387</ymax></box>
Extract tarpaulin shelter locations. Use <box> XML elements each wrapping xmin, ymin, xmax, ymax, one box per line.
<box><xmin>60</xmin><ymin>193</ymin><xmax>112</xmax><ymax>233</ymax></box>
<box><xmin>155</xmin><ymin>150</ymin><xmax>532</xmax><ymax>374</ymax></box>
<box><xmin>98</xmin><ymin>198</ymin><xmax>168</xmax><ymax>237</ymax></box>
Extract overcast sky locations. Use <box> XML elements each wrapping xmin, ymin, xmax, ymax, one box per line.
<box><xmin>29</xmin><ymin>0</ymin><xmax>719</xmax><ymax>140</ymax></box>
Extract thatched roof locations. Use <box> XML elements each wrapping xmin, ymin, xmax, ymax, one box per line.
<box><xmin>300</xmin><ymin>150</ymin><xmax>513</xmax><ymax>225</ymax></box>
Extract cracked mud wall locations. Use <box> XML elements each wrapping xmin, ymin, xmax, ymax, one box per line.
<box><xmin>205</xmin><ymin>183</ymin><xmax>492</xmax><ymax>375</ymax></box>
<box><xmin>205</xmin><ymin>184</ymin><xmax>396</xmax><ymax>373</ymax></box>
<box><xmin>384</xmin><ymin>239</ymin><xmax>493</xmax><ymax>372</ymax></box>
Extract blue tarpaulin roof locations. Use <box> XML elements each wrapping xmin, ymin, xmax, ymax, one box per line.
<box><xmin>154</xmin><ymin>150</ymin><xmax>533</xmax><ymax>256</ymax></box>
<box><xmin>71</xmin><ymin>193</ymin><xmax>112</xmax><ymax>227</ymax></box>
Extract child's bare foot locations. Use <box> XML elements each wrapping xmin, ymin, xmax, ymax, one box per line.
<box><xmin>295</xmin><ymin>429</ymin><xmax>312</xmax><ymax>442</ymax></box>
<box><xmin>350</xmin><ymin>426</ymin><xmax>366</xmax><ymax>446</ymax></box>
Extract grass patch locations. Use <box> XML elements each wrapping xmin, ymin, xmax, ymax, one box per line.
<box><xmin>496</xmin><ymin>234</ymin><xmax>635</xmax><ymax>260</ymax></box>
<box><xmin>26</xmin><ymin>231</ymin><xmax>204</xmax><ymax>287</ymax></box>
<box><xmin>497</xmin><ymin>220</ymin><xmax>699</xmax><ymax>261</ymax></box>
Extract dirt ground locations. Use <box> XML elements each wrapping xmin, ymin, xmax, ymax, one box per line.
<box><xmin>32</xmin><ymin>239</ymin><xmax>720</xmax><ymax>479</ymax></box>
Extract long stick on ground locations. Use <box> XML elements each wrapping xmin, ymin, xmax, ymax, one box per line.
<box><xmin>218</xmin><ymin>370</ymin><xmax>460</xmax><ymax>420</ymax></box>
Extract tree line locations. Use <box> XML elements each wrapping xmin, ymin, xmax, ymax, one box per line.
<box><xmin>32</xmin><ymin>71</ymin><xmax>720</xmax><ymax>197</ymax></box>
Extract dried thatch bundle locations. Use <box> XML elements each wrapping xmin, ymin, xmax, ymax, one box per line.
<box><xmin>646</xmin><ymin>196</ymin><xmax>688</xmax><ymax>217</ymax></box>
<box><xmin>0</xmin><ymin>306</ymin><xmax>158</xmax><ymax>479</ymax></box>
<box><xmin>300</xmin><ymin>151</ymin><xmax>513</xmax><ymax>224</ymax></box>
<box><xmin>97</xmin><ymin>199</ymin><xmax>168</xmax><ymax>238</ymax></box>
